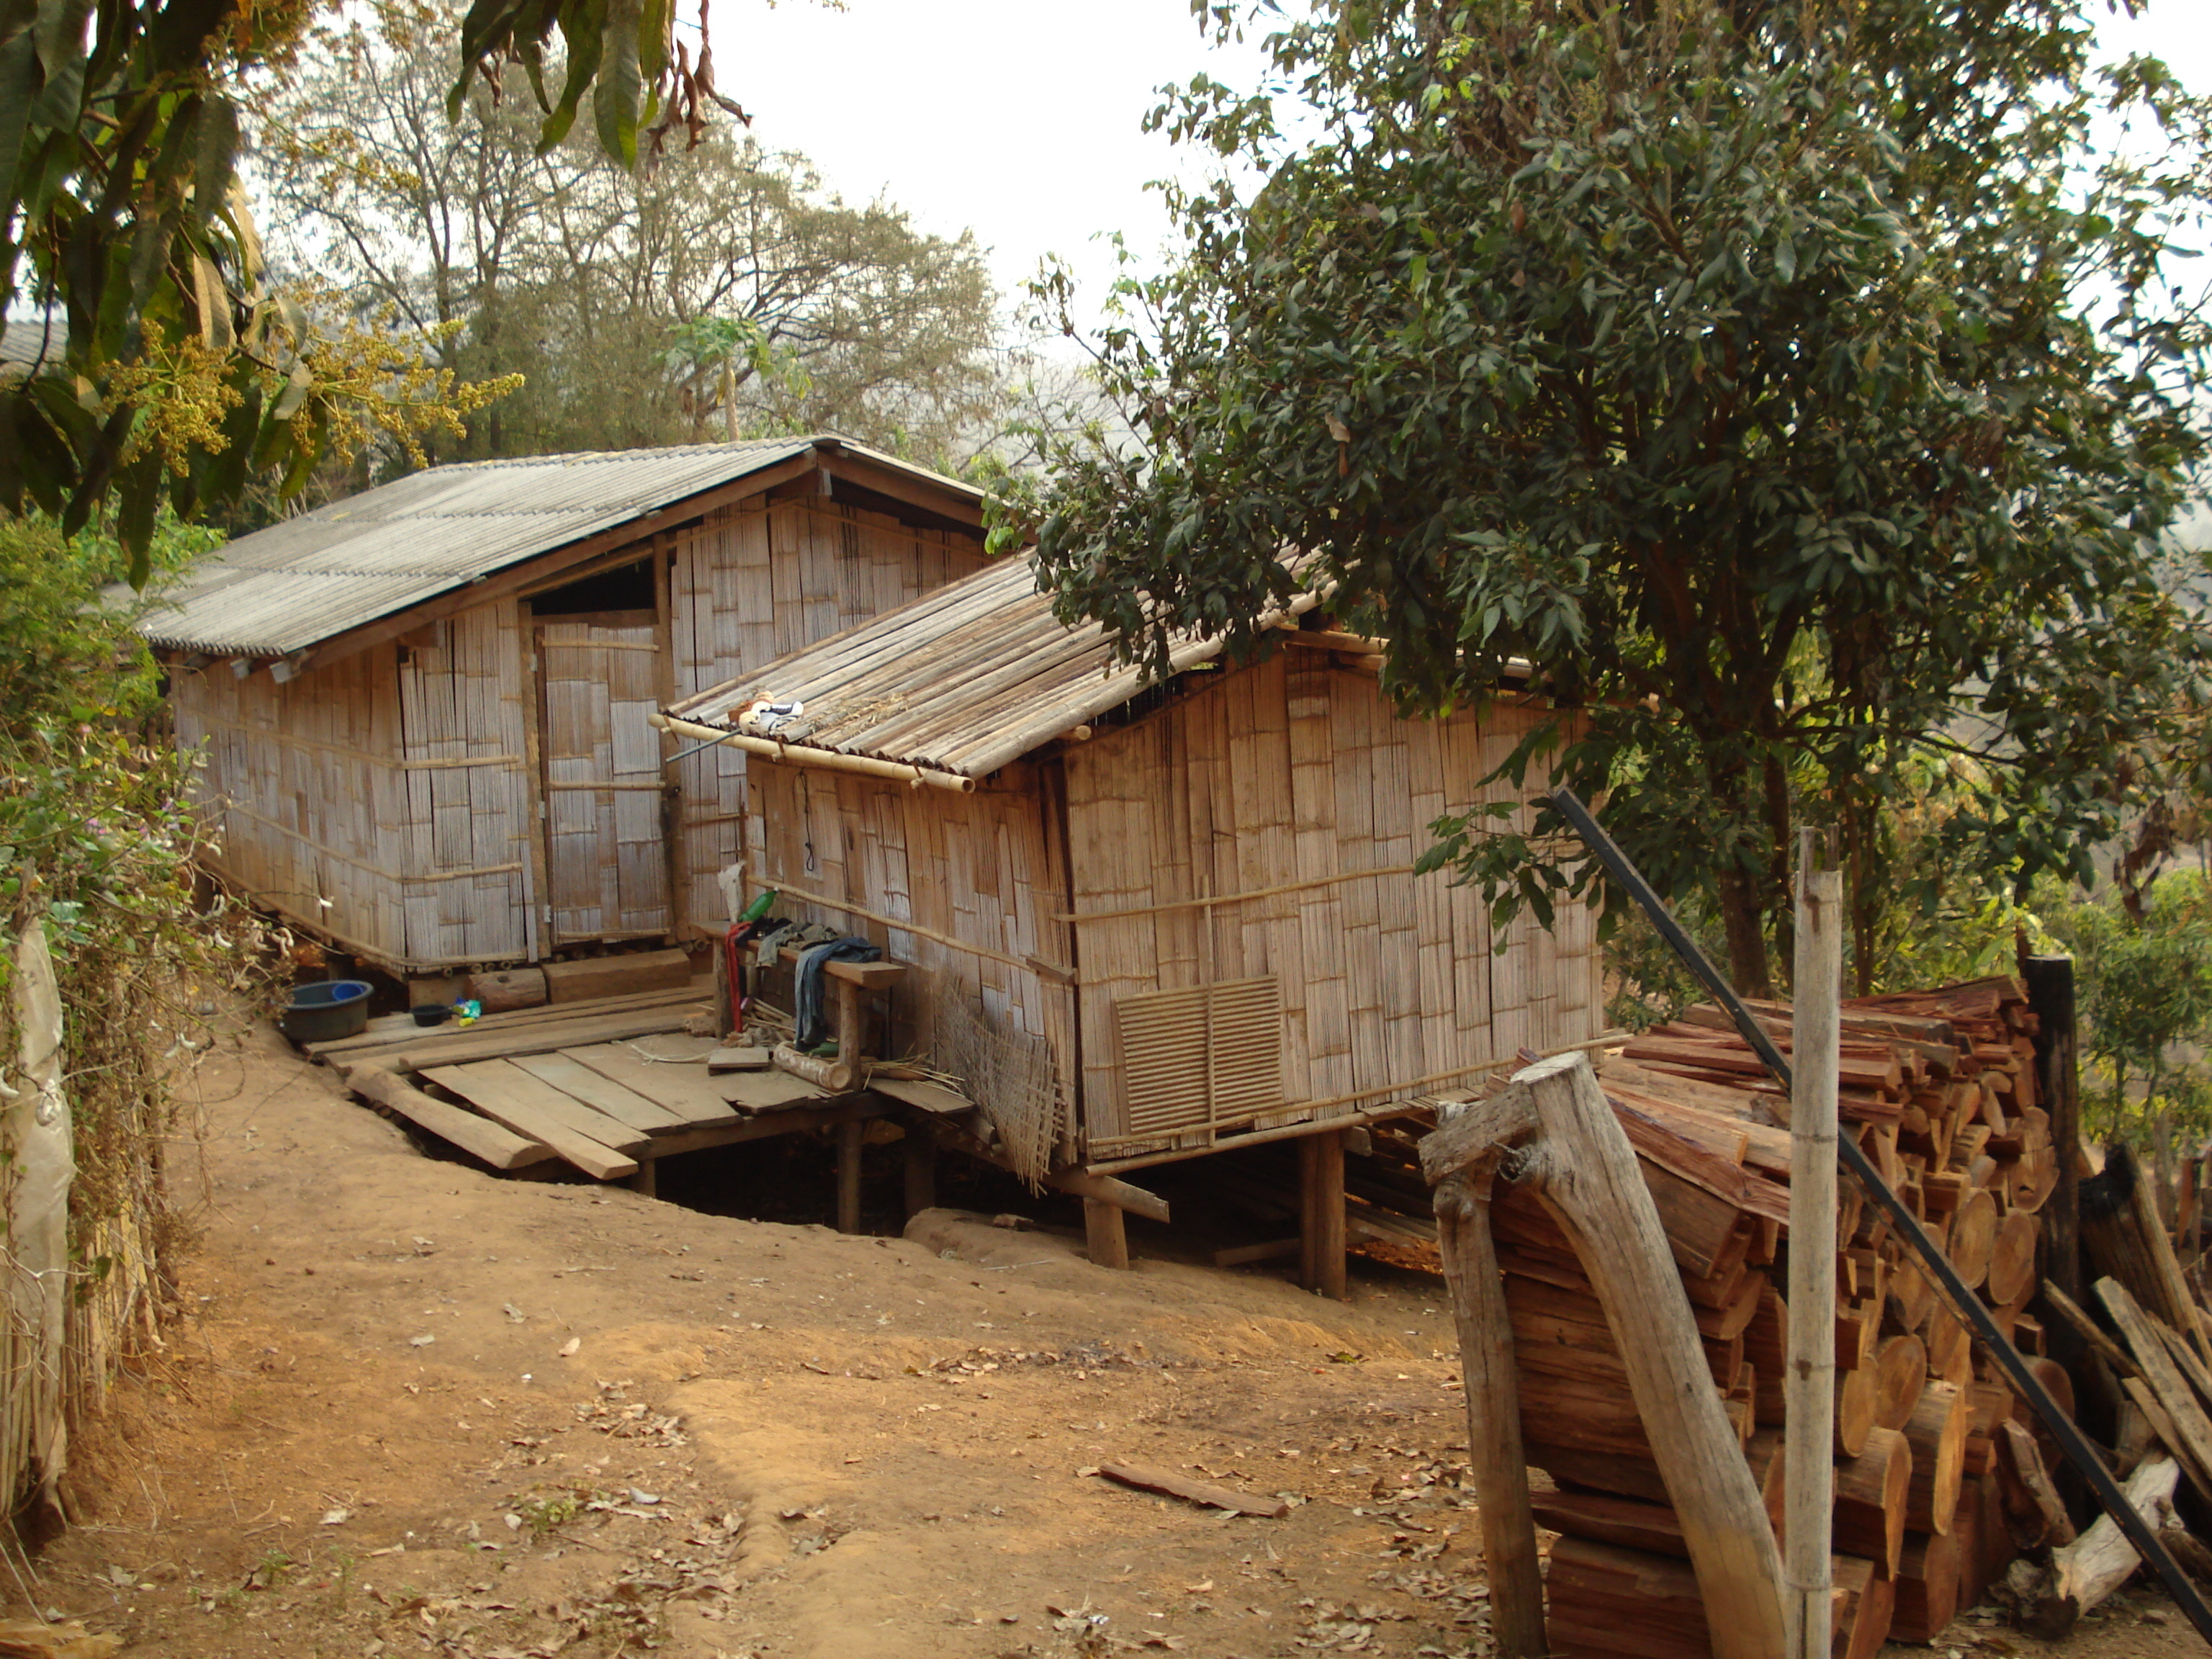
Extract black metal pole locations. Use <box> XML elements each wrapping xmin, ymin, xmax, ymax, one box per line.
<box><xmin>1549</xmin><ymin>786</ymin><xmax>2212</xmax><ymax>1645</ymax></box>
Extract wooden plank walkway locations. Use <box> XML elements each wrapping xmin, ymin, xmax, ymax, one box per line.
<box><xmin>327</xmin><ymin>988</ymin><xmax>979</xmax><ymax>1187</ymax></box>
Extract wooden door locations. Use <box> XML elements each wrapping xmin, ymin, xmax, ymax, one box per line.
<box><xmin>534</xmin><ymin>620</ymin><xmax>671</xmax><ymax>944</ymax></box>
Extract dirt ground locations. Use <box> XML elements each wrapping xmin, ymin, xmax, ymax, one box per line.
<box><xmin>4</xmin><ymin>1024</ymin><xmax>2203</xmax><ymax>1658</ymax></box>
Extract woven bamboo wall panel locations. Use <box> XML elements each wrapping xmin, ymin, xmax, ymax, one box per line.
<box><xmin>1110</xmin><ymin>976</ymin><xmax>1285</xmax><ymax>1144</ymax></box>
<box><xmin>743</xmin><ymin>757</ymin><xmax>1078</xmax><ymax>1161</ymax></box>
<box><xmin>670</xmin><ymin>499</ymin><xmax>987</xmax><ymax>932</ymax></box>
<box><xmin>537</xmin><ymin>621</ymin><xmax>669</xmax><ymax>944</ymax></box>
<box><xmin>1064</xmin><ymin>657</ymin><xmax>1604</xmax><ymax>1157</ymax></box>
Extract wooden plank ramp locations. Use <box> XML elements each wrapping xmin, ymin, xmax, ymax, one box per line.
<box><xmin>343</xmin><ymin>1063</ymin><xmax>556</xmax><ymax>1172</ymax></box>
<box><xmin>508</xmin><ymin>1052</ymin><xmax>692</xmax><ymax>1136</ymax></box>
<box><xmin>562</xmin><ymin>1043</ymin><xmax>748</xmax><ymax>1128</ymax></box>
<box><xmin>421</xmin><ymin>1061</ymin><xmax>640</xmax><ymax>1180</ymax></box>
<box><xmin>425</xmin><ymin>1061</ymin><xmax>653</xmax><ymax>1157</ymax></box>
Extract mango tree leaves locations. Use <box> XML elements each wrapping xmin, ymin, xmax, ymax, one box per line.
<box><xmin>1015</xmin><ymin>0</ymin><xmax>2212</xmax><ymax>993</ymax></box>
<box><xmin>2</xmin><ymin>0</ymin><xmax>728</xmax><ymax>582</ymax></box>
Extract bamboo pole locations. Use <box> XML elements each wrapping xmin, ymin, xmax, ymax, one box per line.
<box><xmin>650</xmin><ymin>711</ymin><xmax>978</xmax><ymax>793</ymax></box>
<box><xmin>1785</xmin><ymin>836</ymin><xmax>1840</xmax><ymax>1658</ymax></box>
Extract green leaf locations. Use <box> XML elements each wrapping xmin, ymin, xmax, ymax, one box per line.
<box><xmin>592</xmin><ymin>0</ymin><xmax>644</xmax><ymax>170</ymax></box>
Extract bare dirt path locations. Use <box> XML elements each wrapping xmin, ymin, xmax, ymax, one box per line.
<box><xmin>2</xmin><ymin>1026</ymin><xmax>2200</xmax><ymax>1658</ymax></box>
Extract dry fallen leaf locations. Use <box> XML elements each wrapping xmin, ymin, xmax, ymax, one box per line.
<box><xmin>557</xmin><ymin>1337</ymin><xmax>580</xmax><ymax>1358</ymax></box>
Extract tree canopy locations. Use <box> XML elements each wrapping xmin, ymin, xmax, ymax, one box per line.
<box><xmin>257</xmin><ymin>1</ymin><xmax>1003</xmax><ymax>477</ymax></box>
<box><xmin>1010</xmin><ymin>0</ymin><xmax>2212</xmax><ymax>995</ymax></box>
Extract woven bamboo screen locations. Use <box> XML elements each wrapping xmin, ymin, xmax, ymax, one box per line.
<box><xmin>668</xmin><ymin>499</ymin><xmax>988</xmax><ymax>938</ymax></box>
<box><xmin>1110</xmin><ymin>976</ymin><xmax>1285</xmax><ymax>1143</ymax></box>
<box><xmin>742</xmin><ymin>757</ymin><xmax>1079</xmax><ymax>1175</ymax></box>
<box><xmin>1063</xmin><ymin>653</ymin><xmax>1603</xmax><ymax>1159</ymax></box>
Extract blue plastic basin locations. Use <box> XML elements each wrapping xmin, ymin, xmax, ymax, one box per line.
<box><xmin>282</xmin><ymin>979</ymin><xmax>374</xmax><ymax>1043</ymax></box>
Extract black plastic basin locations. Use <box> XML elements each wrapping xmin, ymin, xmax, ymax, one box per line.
<box><xmin>281</xmin><ymin>979</ymin><xmax>374</xmax><ymax>1043</ymax></box>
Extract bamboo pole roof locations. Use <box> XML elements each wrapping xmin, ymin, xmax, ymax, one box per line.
<box><xmin>663</xmin><ymin>554</ymin><xmax>1323</xmax><ymax>781</ymax></box>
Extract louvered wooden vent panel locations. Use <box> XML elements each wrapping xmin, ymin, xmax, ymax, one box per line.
<box><xmin>1112</xmin><ymin>976</ymin><xmax>1284</xmax><ymax>1140</ymax></box>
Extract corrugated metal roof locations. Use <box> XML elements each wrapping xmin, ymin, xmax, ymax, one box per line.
<box><xmin>665</xmin><ymin>554</ymin><xmax>1321</xmax><ymax>781</ymax></box>
<box><xmin>130</xmin><ymin>436</ymin><xmax>983</xmax><ymax>657</ymax></box>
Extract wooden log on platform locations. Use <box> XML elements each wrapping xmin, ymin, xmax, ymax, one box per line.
<box><xmin>773</xmin><ymin>1043</ymin><xmax>859</xmax><ymax>1093</ymax></box>
<box><xmin>304</xmin><ymin>981</ymin><xmax>705</xmax><ymax>1061</ymax></box>
<box><xmin>348</xmin><ymin>1004</ymin><xmax>712</xmax><ymax>1074</ymax></box>
<box><xmin>543</xmin><ymin>948</ymin><xmax>693</xmax><ymax>1003</ymax></box>
<box><xmin>466</xmin><ymin>966</ymin><xmax>547</xmax><ymax>1014</ymax></box>
<box><xmin>344</xmin><ymin>1062</ymin><xmax>553</xmax><ymax>1172</ymax></box>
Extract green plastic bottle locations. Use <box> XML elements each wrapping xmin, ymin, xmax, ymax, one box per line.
<box><xmin>739</xmin><ymin>888</ymin><xmax>778</xmax><ymax>923</ymax></box>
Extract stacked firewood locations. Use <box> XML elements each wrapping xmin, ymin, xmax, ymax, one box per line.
<box><xmin>1496</xmin><ymin>976</ymin><xmax>2076</xmax><ymax>1655</ymax></box>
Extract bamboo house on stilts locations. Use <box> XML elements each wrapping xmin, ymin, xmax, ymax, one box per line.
<box><xmin>657</xmin><ymin>553</ymin><xmax>1608</xmax><ymax>1280</ymax></box>
<box><xmin>130</xmin><ymin>438</ymin><xmax>990</xmax><ymax>979</ymax></box>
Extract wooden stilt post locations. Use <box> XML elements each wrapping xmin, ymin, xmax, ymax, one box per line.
<box><xmin>902</xmin><ymin>1128</ymin><xmax>937</xmax><ymax>1219</ymax></box>
<box><xmin>1786</xmin><ymin>835</ymin><xmax>1841</xmax><ymax>1658</ymax></box>
<box><xmin>1514</xmin><ymin>1053</ymin><xmax>1789</xmax><ymax>1659</ymax></box>
<box><xmin>834</xmin><ymin>976</ymin><xmax>866</xmax><ymax>1063</ymax></box>
<box><xmin>1083</xmin><ymin>1197</ymin><xmax>1130</xmax><ymax>1269</ymax></box>
<box><xmin>630</xmin><ymin>1159</ymin><xmax>659</xmax><ymax>1200</ymax></box>
<box><xmin>1300</xmin><ymin>1129</ymin><xmax>1348</xmax><ymax>1299</ymax></box>
<box><xmin>835</xmin><ymin>1118</ymin><xmax>864</xmax><ymax>1233</ymax></box>
<box><xmin>1435</xmin><ymin>1163</ymin><xmax>1547</xmax><ymax>1658</ymax></box>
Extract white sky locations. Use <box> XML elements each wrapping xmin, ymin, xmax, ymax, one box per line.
<box><xmin>701</xmin><ymin>0</ymin><xmax>1271</xmax><ymax>322</ymax></box>
<box><xmin>708</xmin><ymin>1</ymin><xmax>2212</xmax><ymax>327</ymax></box>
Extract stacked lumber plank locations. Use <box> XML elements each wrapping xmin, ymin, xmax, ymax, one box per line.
<box><xmin>1495</xmin><ymin>976</ymin><xmax>2070</xmax><ymax>1655</ymax></box>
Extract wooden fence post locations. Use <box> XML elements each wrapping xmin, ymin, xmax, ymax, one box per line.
<box><xmin>1434</xmin><ymin>1161</ymin><xmax>1547</xmax><ymax>1657</ymax></box>
<box><xmin>1786</xmin><ymin>837</ymin><xmax>1840</xmax><ymax>1658</ymax></box>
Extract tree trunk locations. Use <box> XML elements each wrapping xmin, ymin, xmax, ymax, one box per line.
<box><xmin>1718</xmin><ymin>866</ymin><xmax>1773</xmax><ymax>999</ymax></box>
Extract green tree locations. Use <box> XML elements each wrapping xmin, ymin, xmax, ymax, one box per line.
<box><xmin>0</xmin><ymin>0</ymin><xmax>727</xmax><ymax>574</ymax></box>
<box><xmin>1008</xmin><ymin>0</ymin><xmax>2212</xmax><ymax>997</ymax></box>
<box><xmin>2046</xmin><ymin>874</ymin><xmax>2212</xmax><ymax>1208</ymax></box>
